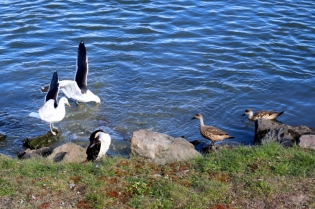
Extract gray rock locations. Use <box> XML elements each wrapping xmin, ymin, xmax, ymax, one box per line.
<box><xmin>47</xmin><ymin>142</ymin><xmax>86</xmax><ymax>163</ymax></box>
<box><xmin>130</xmin><ymin>129</ymin><xmax>201</xmax><ymax>164</ymax></box>
<box><xmin>17</xmin><ymin>147</ymin><xmax>52</xmax><ymax>159</ymax></box>
<box><xmin>255</xmin><ymin>119</ymin><xmax>315</xmax><ymax>148</ymax></box>
<box><xmin>299</xmin><ymin>135</ymin><xmax>315</xmax><ymax>150</ymax></box>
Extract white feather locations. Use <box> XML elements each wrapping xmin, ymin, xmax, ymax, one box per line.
<box><xmin>58</xmin><ymin>80</ymin><xmax>100</xmax><ymax>103</ymax></box>
<box><xmin>28</xmin><ymin>112</ymin><xmax>41</xmax><ymax>119</ymax></box>
<box><xmin>97</xmin><ymin>132</ymin><xmax>111</xmax><ymax>160</ymax></box>
<box><xmin>38</xmin><ymin>98</ymin><xmax>68</xmax><ymax>123</ymax></box>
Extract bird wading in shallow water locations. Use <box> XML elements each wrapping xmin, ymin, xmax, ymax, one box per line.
<box><xmin>41</xmin><ymin>41</ymin><xmax>100</xmax><ymax>104</ymax></box>
<box><xmin>86</xmin><ymin>129</ymin><xmax>111</xmax><ymax>161</ymax></box>
<box><xmin>192</xmin><ymin>113</ymin><xmax>234</xmax><ymax>148</ymax></box>
<box><xmin>242</xmin><ymin>109</ymin><xmax>284</xmax><ymax>121</ymax></box>
<box><xmin>29</xmin><ymin>71</ymin><xmax>70</xmax><ymax>135</ymax></box>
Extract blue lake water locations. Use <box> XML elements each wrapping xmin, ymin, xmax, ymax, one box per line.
<box><xmin>0</xmin><ymin>0</ymin><xmax>315</xmax><ymax>157</ymax></box>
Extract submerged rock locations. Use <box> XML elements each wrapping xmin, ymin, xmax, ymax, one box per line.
<box><xmin>0</xmin><ymin>131</ymin><xmax>6</xmax><ymax>141</ymax></box>
<box><xmin>22</xmin><ymin>129</ymin><xmax>61</xmax><ymax>149</ymax></box>
<box><xmin>47</xmin><ymin>142</ymin><xmax>87</xmax><ymax>163</ymax></box>
<box><xmin>130</xmin><ymin>129</ymin><xmax>201</xmax><ymax>164</ymax></box>
<box><xmin>17</xmin><ymin>147</ymin><xmax>52</xmax><ymax>159</ymax></box>
<box><xmin>255</xmin><ymin>118</ymin><xmax>315</xmax><ymax>149</ymax></box>
<box><xmin>198</xmin><ymin>141</ymin><xmax>242</xmax><ymax>153</ymax></box>
<box><xmin>191</xmin><ymin>138</ymin><xmax>241</xmax><ymax>154</ymax></box>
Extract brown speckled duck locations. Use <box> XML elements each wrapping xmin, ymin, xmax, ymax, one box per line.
<box><xmin>242</xmin><ymin>109</ymin><xmax>284</xmax><ymax>121</ymax></box>
<box><xmin>192</xmin><ymin>113</ymin><xmax>234</xmax><ymax>146</ymax></box>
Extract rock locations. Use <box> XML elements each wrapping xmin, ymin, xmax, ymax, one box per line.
<box><xmin>22</xmin><ymin>129</ymin><xmax>61</xmax><ymax>149</ymax></box>
<box><xmin>199</xmin><ymin>141</ymin><xmax>241</xmax><ymax>153</ymax></box>
<box><xmin>191</xmin><ymin>139</ymin><xmax>241</xmax><ymax>153</ymax></box>
<box><xmin>190</xmin><ymin>140</ymin><xmax>201</xmax><ymax>146</ymax></box>
<box><xmin>0</xmin><ymin>131</ymin><xmax>6</xmax><ymax>141</ymax></box>
<box><xmin>130</xmin><ymin>129</ymin><xmax>201</xmax><ymax>164</ymax></box>
<box><xmin>254</xmin><ymin>119</ymin><xmax>283</xmax><ymax>143</ymax></box>
<box><xmin>255</xmin><ymin>119</ymin><xmax>315</xmax><ymax>148</ymax></box>
<box><xmin>47</xmin><ymin>142</ymin><xmax>87</xmax><ymax>163</ymax></box>
<box><xmin>17</xmin><ymin>147</ymin><xmax>52</xmax><ymax>159</ymax></box>
<box><xmin>299</xmin><ymin>135</ymin><xmax>315</xmax><ymax>150</ymax></box>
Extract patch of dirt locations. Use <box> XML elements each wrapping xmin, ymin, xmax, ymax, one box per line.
<box><xmin>0</xmin><ymin>197</ymin><xmax>13</xmax><ymax>209</ymax></box>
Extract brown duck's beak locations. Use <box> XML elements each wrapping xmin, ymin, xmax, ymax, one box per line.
<box><xmin>191</xmin><ymin>116</ymin><xmax>196</xmax><ymax>120</ymax></box>
<box><xmin>242</xmin><ymin>113</ymin><xmax>245</xmax><ymax>116</ymax></box>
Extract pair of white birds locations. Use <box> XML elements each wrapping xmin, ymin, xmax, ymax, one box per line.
<box><xmin>29</xmin><ymin>41</ymin><xmax>110</xmax><ymax>161</ymax></box>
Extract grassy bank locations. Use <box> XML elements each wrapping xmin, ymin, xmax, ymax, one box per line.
<box><xmin>0</xmin><ymin>142</ymin><xmax>314</xmax><ymax>209</ymax></box>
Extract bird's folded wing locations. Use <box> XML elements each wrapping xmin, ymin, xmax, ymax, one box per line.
<box><xmin>38</xmin><ymin>99</ymin><xmax>56</xmax><ymax>121</ymax></box>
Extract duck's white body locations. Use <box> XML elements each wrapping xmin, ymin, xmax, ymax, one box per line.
<box><xmin>96</xmin><ymin>132</ymin><xmax>111</xmax><ymax>160</ymax></box>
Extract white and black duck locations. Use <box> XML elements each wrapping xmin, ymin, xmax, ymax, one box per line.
<box><xmin>86</xmin><ymin>129</ymin><xmax>111</xmax><ymax>161</ymax></box>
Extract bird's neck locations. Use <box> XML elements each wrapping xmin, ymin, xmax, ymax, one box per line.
<box><xmin>248</xmin><ymin>112</ymin><xmax>254</xmax><ymax>119</ymax></box>
<box><xmin>56</xmin><ymin>101</ymin><xmax>66</xmax><ymax>111</ymax></box>
<box><xmin>199</xmin><ymin>118</ymin><xmax>205</xmax><ymax>127</ymax></box>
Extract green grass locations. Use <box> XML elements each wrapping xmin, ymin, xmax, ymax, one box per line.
<box><xmin>0</xmin><ymin>142</ymin><xmax>314</xmax><ymax>209</ymax></box>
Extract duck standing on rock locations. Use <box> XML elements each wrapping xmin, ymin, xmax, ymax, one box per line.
<box><xmin>86</xmin><ymin>130</ymin><xmax>111</xmax><ymax>161</ymax></box>
<box><xmin>192</xmin><ymin>113</ymin><xmax>234</xmax><ymax>147</ymax></box>
<box><xmin>242</xmin><ymin>109</ymin><xmax>284</xmax><ymax>121</ymax></box>
<box><xmin>29</xmin><ymin>71</ymin><xmax>70</xmax><ymax>135</ymax></box>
